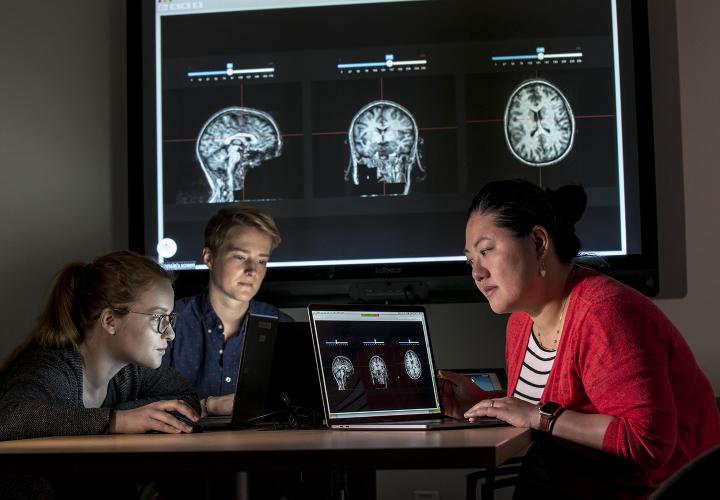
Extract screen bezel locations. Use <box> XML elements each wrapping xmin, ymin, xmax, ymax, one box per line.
<box><xmin>307</xmin><ymin>303</ymin><xmax>443</xmax><ymax>424</ymax></box>
<box><xmin>127</xmin><ymin>0</ymin><xmax>659</xmax><ymax>304</ymax></box>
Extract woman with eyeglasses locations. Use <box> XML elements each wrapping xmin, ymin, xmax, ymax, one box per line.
<box><xmin>0</xmin><ymin>251</ymin><xmax>200</xmax><ymax>441</ymax></box>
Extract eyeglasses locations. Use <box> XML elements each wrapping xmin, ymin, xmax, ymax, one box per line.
<box><xmin>113</xmin><ymin>309</ymin><xmax>176</xmax><ymax>335</ymax></box>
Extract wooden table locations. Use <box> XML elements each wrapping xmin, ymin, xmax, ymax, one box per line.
<box><xmin>0</xmin><ymin>426</ymin><xmax>531</xmax><ymax>472</ymax></box>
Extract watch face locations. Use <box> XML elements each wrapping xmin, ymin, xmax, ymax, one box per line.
<box><xmin>539</xmin><ymin>401</ymin><xmax>562</xmax><ymax>416</ymax></box>
<box><xmin>504</xmin><ymin>79</ymin><xmax>575</xmax><ymax>167</ymax></box>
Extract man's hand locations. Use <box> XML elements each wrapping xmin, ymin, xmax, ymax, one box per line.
<box><xmin>203</xmin><ymin>394</ymin><xmax>234</xmax><ymax>417</ymax></box>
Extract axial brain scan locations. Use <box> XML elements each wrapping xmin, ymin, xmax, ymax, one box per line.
<box><xmin>331</xmin><ymin>356</ymin><xmax>354</xmax><ymax>391</ymax></box>
<box><xmin>504</xmin><ymin>79</ymin><xmax>575</xmax><ymax>166</ymax></box>
<box><xmin>196</xmin><ymin>107</ymin><xmax>283</xmax><ymax>203</ymax></box>
<box><xmin>404</xmin><ymin>350</ymin><xmax>422</xmax><ymax>380</ymax></box>
<box><xmin>368</xmin><ymin>355</ymin><xmax>388</xmax><ymax>388</ymax></box>
<box><xmin>346</xmin><ymin>100</ymin><xmax>425</xmax><ymax>195</ymax></box>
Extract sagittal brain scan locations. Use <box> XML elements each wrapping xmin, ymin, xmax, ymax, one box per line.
<box><xmin>346</xmin><ymin>100</ymin><xmax>425</xmax><ymax>195</ymax></box>
<box><xmin>368</xmin><ymin>355</ymin><xmax>388</xmax><ymax>388</ymax></box>
<box><xmin>404</xmin><ymin>350</ymin><xmax>422</xmax><ymax>380</ymax></box>
<box><xmin>331</xmin><ymin>356</ymin><xmax>354</xmax><ymax>391</ymax></box>
<box><xmin>196</xmin><ymin>107</ymin><xmax>283</xmax><ymax>203</ymax></box>
<box><xmin>504</xmin><ymin>79</ymin><xmax>575</xmax><ymax>167</ymax></box>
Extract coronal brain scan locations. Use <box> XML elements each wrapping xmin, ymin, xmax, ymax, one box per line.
<box><xmin>404</xmin><ymin>350</ymin><xmax>422</xmax><ymax>380</ymax></box>
<box><xmin>346</xmin><ymin>100</ymin><xmax>425</xmax><ymax>195</ymax></box>
<box><xmin>331</xmin><ymin>356</ymin><xmax>354</xmax><ymax>391</ymax></box>
<box><xmin>196</xmin><ymin>107</ymin><xmax>283</xmax><ymax>203</ymax></box>
<box><xmin>504</xmin><ymin>79</ymin><xmax>575</xmax><ymax>167</ymax></box>
<box><xmin>368</xmin><ymin>355</ymin><xmax>388</xmax><ymax>388</ymax></box>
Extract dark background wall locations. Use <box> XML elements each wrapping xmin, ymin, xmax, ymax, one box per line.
<box><xmin>0</xmin><ymin>0</ymin><xmax>716</xmax><ymax>393</ymax></box>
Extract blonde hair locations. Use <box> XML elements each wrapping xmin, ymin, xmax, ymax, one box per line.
<box><xmin>203</xmin><ymin>206</ymin><xmax>281</xmax><ymax>254</ymax></box>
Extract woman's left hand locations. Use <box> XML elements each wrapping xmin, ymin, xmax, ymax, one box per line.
<box><xmin>464</xmin><ymin>396</ymin><xmax>540</xmax><ymax>429</ymax></box>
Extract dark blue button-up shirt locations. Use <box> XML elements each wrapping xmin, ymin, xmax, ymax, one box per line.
<box><xmin>162</xmin><ymin>288</ymin><xmax>293</xmax><ymax>399</ymax></box>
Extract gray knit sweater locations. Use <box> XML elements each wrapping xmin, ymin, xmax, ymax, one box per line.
<box><xmin>0</xmin><ymin>347</ymin><xmax>200</xmax><ymax>441</ymax></box>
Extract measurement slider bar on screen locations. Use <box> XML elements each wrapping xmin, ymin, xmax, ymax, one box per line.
<box><xmin>399</xmin><ymin>340</ymin><xmax>420</xmax><ymax>345</ymax></box>
<box><xmin>187</xmin><ymin>63</ymin><xmax>275</xmax><ymax>77</ymax></box>
<box><xmin>325</xmin><ymin>339</ymin><xmax>349</xmax><ymax>346</ymax></box>
<box><xmin>337</xmin><ymin>53</ymin><xmax>427</xmax><ymax>70</ymax></box>
<box><xmin>362</xmin><ymin>339</ymin><xmax>385</xmax><ymax>346</ymax></box>
<box><xmin>491</xmin><ymin>47</ymin><xmax>583</xmax><ymax>62</ymax></box>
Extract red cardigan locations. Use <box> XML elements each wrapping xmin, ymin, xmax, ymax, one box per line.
<box><xmin>506</xmin><ymin>268</ymin><xmax>720</xmax><ymax>491</ymax></box>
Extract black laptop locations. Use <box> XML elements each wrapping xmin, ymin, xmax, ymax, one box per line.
<box><xmin>263</xmin><ymin>322</ymin><xmax>323</xmax><ymax>427</ymax></box>
<box><xmin>196</xmin><ymin>313</ymin><xmax>278</xmax><ymax>430</ymax></box>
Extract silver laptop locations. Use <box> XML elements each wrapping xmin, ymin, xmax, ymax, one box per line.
<box><xmin>307</xmin><ymin>304</ymin><xmax>506</xmax><ymax>430</ymax></box>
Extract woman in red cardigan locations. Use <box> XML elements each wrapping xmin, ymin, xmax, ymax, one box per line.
<box><xmin>440</xmin><ymin>179</ymin><xmax>720</xmax><ymax>498</ymax></box>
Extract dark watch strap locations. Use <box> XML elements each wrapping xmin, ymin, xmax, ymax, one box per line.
<box><xmin>548</xmin><ymin>408</ymin><xmax>565</xmax><ymax>434</ymax></box>
<box><xmin>538</xmin><ymin>401</ymin><xmax>563</xmax><ymax>433</ymax></box>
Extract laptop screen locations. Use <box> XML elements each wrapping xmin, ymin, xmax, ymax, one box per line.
<box><xmin>309</xmin><ymin>306</ymin><xmax>441</xmax><ymax>421</ymax></box>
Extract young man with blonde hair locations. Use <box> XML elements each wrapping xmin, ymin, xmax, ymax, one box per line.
<box><xmin>163</xmin><ymin>206</ymin><xmax>292</xmax><ymax>415</ymax></box>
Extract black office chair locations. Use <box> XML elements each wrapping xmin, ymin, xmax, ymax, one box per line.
<box><xmin>648</xmin><ymin>444</ymin><xmax>720</xmax><ymax>499</ymax></box>
<box><xmin>456</xmin><ymin>368</ymin><xmax>519</xmax><ymax>500</ymax></box>
<box><xmin>466</xmin><ymin>456</ymin><xmax>524</xmax><ymax>500</ymax></box>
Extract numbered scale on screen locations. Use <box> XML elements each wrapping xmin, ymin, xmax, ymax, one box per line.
<box><xmin>491</xmin><ymin>46</ymin><xmax>583</xmax><ymax>67</ymax></box>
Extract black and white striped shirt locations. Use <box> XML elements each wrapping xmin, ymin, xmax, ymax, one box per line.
<box><xmin>513</xmin><ymin>332</ymin><xmax>556</xmax><ymax>403</ymax></box>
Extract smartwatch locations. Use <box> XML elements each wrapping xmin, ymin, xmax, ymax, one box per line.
<box><xmin>538</xmin><ymin>401</ymin><xmax>563</xmax><ymax>434</ymax></box>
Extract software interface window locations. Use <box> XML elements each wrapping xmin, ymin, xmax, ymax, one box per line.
<box><xmin>147</xmin><ymin>0</ymin><xmax>643</xmax><ymax>270</ymax></box>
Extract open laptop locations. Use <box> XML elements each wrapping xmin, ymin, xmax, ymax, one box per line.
<box><xmin>195</xmin><ymin>313</ymin><xmax>278</xmax><ymax>430</ymax></box>
<box><xmin>307</xmin><ymin>304</ymin><xmax>506</xmax><ymax>430</ymax></box>
<box><xmin>264</xmin><ymin>322</ymin><xmax>323</xmax><ymax>422</ymax></box>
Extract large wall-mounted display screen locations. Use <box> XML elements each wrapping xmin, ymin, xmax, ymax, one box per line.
<box><xmin>132</xmin><ymin>0</ymin><xmax>658</xmax><ymax>300</ymax></box>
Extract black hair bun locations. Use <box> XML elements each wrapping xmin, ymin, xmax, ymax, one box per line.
<box><xmin>546</xmin><ymin>184</ymin><xmax>587</xmax><ymax>226</ymax></box>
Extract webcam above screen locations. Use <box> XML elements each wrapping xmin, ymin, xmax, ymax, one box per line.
<box><xmin>128</xmin><ymin>0</ymin><xmax>659</xmax><ymax>304</ymax></box>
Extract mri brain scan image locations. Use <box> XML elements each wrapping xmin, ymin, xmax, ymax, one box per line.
<box><xmin>196</xmin><ymin>107</ymin><xmax>283</xmax><ymax>203</ymax></box>
<box><xmin>346</xmin><ymin>100</ymin><xmax>425</xmax><ymax>195</ymax></box>
<box><xmin>504</xmin><ymin>79</ymin><xmax>575</xmax><ymax>166</ymax></box>
<box><xmin>404</xmin><ymin>350</ymin><xmax>422</xmax><ymax>380</ymax></box>
<box><xmin>368</xmin><ymin>355</ymin><xmax>388</xmax><ymax>388</ymax></box>
<box><xmin>331</xmin><ymin>356</ymin><xmax>354</xmax><ymax>391</ymax></box>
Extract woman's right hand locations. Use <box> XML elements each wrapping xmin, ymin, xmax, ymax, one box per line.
<box><xmin>108</xmin><ymin>399</ymin><xmax>199</xmax><ymax>434</ymax></box>
<box><xmin>437</xmin><ymin>370</ymin><xmax>498</xmax><ymax>419</ymax></box>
